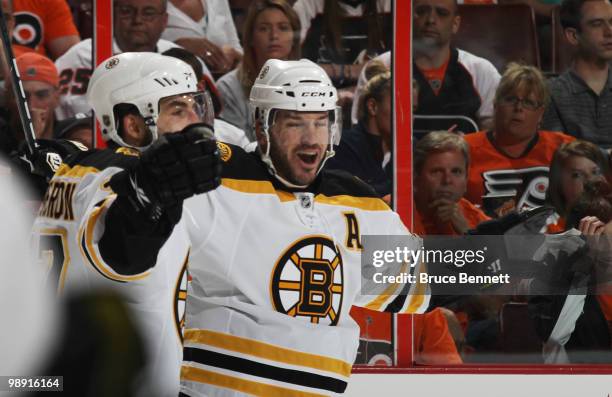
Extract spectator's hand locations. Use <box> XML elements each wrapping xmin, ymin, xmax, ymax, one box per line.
<box><xmin>30</xmin><ymin>108</ymin><xmax>48</xmax><ymax>138</ymax></box>
<box><xmin>176</xmin><ymin>37</ymin><xmax>231</xmax><ymax>75</ymax></box>
<box><xmin>221</xmin><ymin>46</ymin><xmax>242</xmax><ymax>70</ymax></box>
<box><xmin>579</xmin><ymin>216</ymin><xmax>606</xmax><ymax>235</ymax></box>
<box><xmin>430</xmin><ymin>198</ymin><xmax>470</xmax><ymax>234</ymax></box>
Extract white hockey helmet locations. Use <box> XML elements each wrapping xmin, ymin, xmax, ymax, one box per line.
<box><xmin>86</xmin><ymin>52</ymin><xmax>203</xmax><ymax>150</ymax></box>
<box><xmin>250</xmin><ymin>58</ymin><xmax>340</xmax><ymax>187</ymax></box>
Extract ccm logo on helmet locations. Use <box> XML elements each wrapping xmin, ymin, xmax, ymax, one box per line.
<box><xmin>301</xmin><ymin>92</ymin><xmax>327</xmax><ymax>97</ymax></box>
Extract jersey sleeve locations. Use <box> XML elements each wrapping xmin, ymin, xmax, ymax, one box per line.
<box><xmin>54</xmin><ymin>40</ymin><xmax>92</xmax><ymax>120</ymax></box>
<box><xmin>352</xmin><ymin>209</ymin><xmax>431</xmax><ymax>314</ymax></box>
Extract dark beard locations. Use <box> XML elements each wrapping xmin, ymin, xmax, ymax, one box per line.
<box><xmin>268</xmin><ymin>138</ymin><xmax>320</xmax><ymax>187</ymax></box>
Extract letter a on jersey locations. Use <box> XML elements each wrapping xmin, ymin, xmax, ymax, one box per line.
<box><xmin>343</xmin><ymin>212</ymin><xmax>363</xmax><ymax>250</ymax></box>
<box><xmin>271</xmin><ymin>236</ymin><xmax>344</xmax><ymax>325</ymax></box>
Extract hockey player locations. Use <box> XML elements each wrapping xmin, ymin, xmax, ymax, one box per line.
<box><xmin>84</xmin><ymin>58</ymin><xmax>430</xmax><ymax>396</ymax></box>
<box><xmin>31</xmin><ymin>52</ymin><xmax>221</xmax><ymax>396</ymax></box>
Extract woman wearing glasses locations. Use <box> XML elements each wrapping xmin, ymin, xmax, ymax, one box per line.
<box><xmin>463</xmin><ymin>63</ymin><xmax>575</xmax><ymax>218</ymax></box>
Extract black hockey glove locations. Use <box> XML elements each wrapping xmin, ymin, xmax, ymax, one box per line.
<box><xmin>16</xmin><ymin>138</ymin><xmax>88</xmax><ymax>179</ymax></box>
<box><xmin>109</xmin><ymin>123</ymin><xmax>222</xmax><ymax>225</ymax></box>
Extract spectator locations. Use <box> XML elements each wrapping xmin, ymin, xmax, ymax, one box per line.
<box><xmin>464</xmin><ymin>63</ymin><xmax>574</xmax><ymax>217</ymax></box>
<box><xmin>545</xmin><ymin>140</ymin><xmax>608</xmax><ymax>232</ymax></box>
<box><xmin>530</xmin><ymin>181</ymin><xmax>612</xmax><ymax>363</ymax></box>
<box><xmin>216</xmin><ymin>0</ymin><xmax>301</xmax><ymax>141</ymax></box>
<box><xmin>11</xmin><ymin>0</ymin><xmax>80</xmax><ymax>60</ymax></box>
<box><xmin>350</xmin><ymin>51</ymin><xmax>390</xmax><ymax>125</ymax></box>
<box><xmin>414</xmin><ymin>130</ymin><xmax>490</xmax><ymax>235</ymax></box>
<box><xmin>162</xmin><ymin>0</ymin><xmax>243</xmax><ymax>76</ymax></box>
<box><xmin>293</xmin><ymin>0</ymin><xmax>391</xmax><ymax>87</ymax></box>
<box><xmin>54</xmin><ymin>0</ymin><xmax>212</xmax><ymax>120</ymax></box>
<box><xmin>327</xmin><ymin>59</ymin><xmax>392</xmax><ymax>199</ymax></box>
<box><xmin>413</xmin><ymin>0</ymin><xmax>500</xmax><ymax>130</ymax></box>
<box><xmin>541</xmin><ymin>0</ymin><xmax>612</xmax><ymax>149</ymax></box>
<box><xmin>54</xmin><ymin>112</ymin><xmax>93</xmax><ymax>148</ymax></box>
<box><xmin>14</xmin><ymin>52</ymin><xmax>60</xmax><ymax>140</ymax></box>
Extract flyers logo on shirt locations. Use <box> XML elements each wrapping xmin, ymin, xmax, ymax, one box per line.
<box><xmin>271</xmin><ymin>236</ymin><xmax>344</xmax><ymax>326</ymax></box>
<box><xmin>12</xmin><ymin>12</ymin><xmax>43</xmax><ymax>50</ymax></box>
<box><xmin>482</xmin><ymin>166</ymin><xmax>549</xmax><ymax>215</ymax></box>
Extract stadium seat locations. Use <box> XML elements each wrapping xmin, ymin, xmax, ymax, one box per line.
<box><xmin>454</xmin><ymin>4</ymin><xmax>540</xmax><ymax>73</ymax></box>
<box><xmin>499</xmin><ymin>302</ymin><xmax>543</xmax><ymax>363</ymax></box>
<box><xmin>551</xmin><ymin>6</ymin><xmax>574</xmax><ymax>75</ymax></box>
<box><xmin>68</xmin><ymin>0</ymin><xmax>93</xmax><ymax>40</ymax></box>
<box><xmin>413</xmin><ymin>114</ymin><xmax>479</xmax><ymax>141</ymax></box>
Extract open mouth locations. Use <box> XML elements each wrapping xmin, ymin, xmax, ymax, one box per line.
<box><xmin>297</xmin><ymin>152</ymin><xmax>318</xmax><ymax>166</ymax></box>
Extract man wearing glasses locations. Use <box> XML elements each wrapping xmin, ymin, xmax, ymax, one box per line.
<box><xmin>53</xmin><ymin>0</ymin><xmax>211</xmax><ymax>120</ymax></box>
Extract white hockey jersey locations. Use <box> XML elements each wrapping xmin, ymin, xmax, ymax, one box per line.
<box><xmin>83</xmin><ymin>143</ymin><xmax>429</xmax><ymax>396</ymax></box>
<box><xmin>31</xmin><ymin>148</ymin><xmax>189</xmax><ymax>397</ymax></box>
<box><xmin>54</xmin><ymin>38</ymin><xmax>212</xmax><ymax>120</ymax></box>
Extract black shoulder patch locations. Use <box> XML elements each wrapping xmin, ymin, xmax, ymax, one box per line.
<box><xmin>319</xmin><ymin>168</ymin><xmax>381</xmax><ymax>198</ymax></box>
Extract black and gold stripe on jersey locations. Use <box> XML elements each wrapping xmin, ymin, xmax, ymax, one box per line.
<box><xmin>182</xmin><ymin>329</ymin><xmax>351</xmax><ymax>395</ymax></box>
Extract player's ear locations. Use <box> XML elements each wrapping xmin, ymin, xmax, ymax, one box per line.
<box><xmin>121</xmin><ymin>114</ymin><xmax>147</xmax><ymax>146</ymax></box>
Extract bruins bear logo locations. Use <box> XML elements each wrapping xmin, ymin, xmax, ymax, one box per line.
<box><xmin>271</xmin><ymin>236</ymin><xmax>344</xmax><ymax>325</ymax></box>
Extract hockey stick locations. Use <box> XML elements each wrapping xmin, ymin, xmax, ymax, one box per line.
<box><xmin>0</xmin><ymin>5</ymin><xmax>37</xmax><ymax>156</ymax></box>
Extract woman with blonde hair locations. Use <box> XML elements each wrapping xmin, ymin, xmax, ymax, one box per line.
<box><xmin>216</xmin><ymin>0</ymin><xmax>301</xmax><ymax>141</ymax></box>
<box><xmin>463</xmin><ymin>63</ymin><xmax>574</xmax><ymax>218</ymax></box>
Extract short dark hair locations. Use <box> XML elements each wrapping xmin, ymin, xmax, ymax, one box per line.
<box><xmin>112</xmin><ymin>103</ymin><xmax>140</xmax><ymax>145</ymax></box>
<box><xmin>560</xmin><ymin>0</ymin><xmax>590</xmax><ymax>31</ymax></box>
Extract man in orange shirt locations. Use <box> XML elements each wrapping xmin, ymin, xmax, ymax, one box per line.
<box><xmin>414</xmin><ymin>130</ymin><xmax>490</xmax><ymax>235</ymax></box>
<box><xmin>11</xmin><ymin>0</ymin><xmax>80</xmax><ymax>60</ymax></box>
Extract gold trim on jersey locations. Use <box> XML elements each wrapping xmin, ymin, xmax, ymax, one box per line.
<box><xmin>220</xmin><ymin>179</ymin><xmax>390</xmax><ymax>210</ymax></box>
<box><xmin>315</xmin><ymin>194</ymin><xmax>389</xmax><ymax>211</ymax></box>
<box><xmin>183</xmin><ymin>329</ymin><xmax>352</xmax><ymax>377</ymax></box>
<box><xmin>115</xmin><ymin>147</ymin><xmax>140</xmax><ymax>157</ymax></box>
<box><xmin>221</xmin><ymin>179</ymin><xmax>296</xmax><ymax>202</ymax></box>
<box><xmin>404</xmin><ymin>261</ymin><xmax>429</xmax><ymax>313</ymax></box>
<box><xmin>79</xmin><ymin>197</ymin><xmax>151</xmax><ymax>282</ymax></box>
<box><xmin>39</xmin><ymin>227</ymin><xmax>71</xmax><ymax>294</ymax></box>
<box><xmin>181</xmin><ymin>365</ymin><xmax>327</xmax><ymax>397</ymax></box>
<box><xmin>364</xmin><ymin>262</ymin><xmax>409</xmax><ymax>311</ymax></box>
<box><xmin>54</xmin><ymin>164</ymin><xmax>100</xmax><ymax>178</ymax></box>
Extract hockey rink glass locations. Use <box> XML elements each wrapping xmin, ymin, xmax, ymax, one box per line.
<box><xmin>158</xmin><ymin>91</ymin><xmax>215</xmax><ymax>128</ymax></box>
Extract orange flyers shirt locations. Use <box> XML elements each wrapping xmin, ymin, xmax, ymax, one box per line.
<box><xmin>12</xmin><ymin>0</ymin><xmax>79</xmax><ymax>56</ymax></box>
<box><xmin>464</xmin><ymin>130</ymin><xmax>574</xmax><ymax>216</ymax></box>
<box><xmin>414</xmin><ymin>198</ymin><xmax>491</xmax><ymax>236</ymax></box>
<box><xmin>419</xmin><ymin>59</ymin><xmax>449</xmax><ymax>96</ymax></box>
